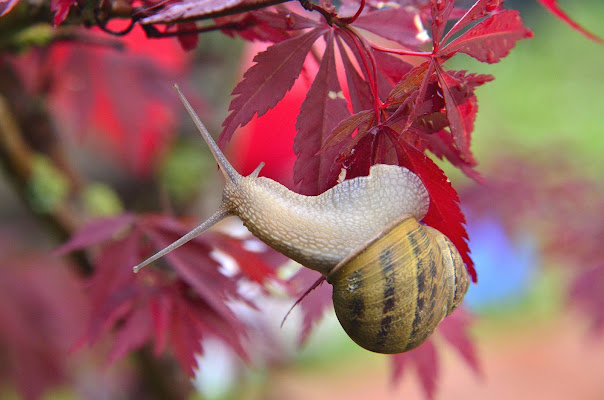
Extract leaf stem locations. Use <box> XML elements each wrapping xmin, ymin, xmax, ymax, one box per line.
<box><xmin>370</xmin><ymin>42</ymin><xmax>432</xmax><ymax>58</ymax></box>
<box><xmin>338</xmin><ymin>0</ymin><xmax>366</xmax><ymax>25</ymax></box>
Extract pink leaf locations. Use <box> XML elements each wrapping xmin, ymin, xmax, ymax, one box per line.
<box><xmin>570</xmin><ymin>263</ymin><xmax>604</xmax><ymax>334</ymax></box>
<box><xmin>438</xmin><ymin>309</ymin><xmax>482</xmax><ymax>375</ymax></box>
<box><xmin>0</xmin><ymin>254</ymin><xmax>88</xmax><ymax>400</ymax></box>
<box><xmin>289</xmin><ymin>268</ymin><xmax>331</xmax><ymax>345</ymax></box>
<box><xmin>51</xmin><ymin>0</ymin><xmax>76</xmax><ymax>26</ymax></box>
<box><xmin>353</xmin><ymin>6</ymin><xmax>429</xmax><ymax>48</ymax></box>
<box><xmin>219</xmin><ymin>27</ymin><xmax>326</xmax><ymax>147</ymax></box>
<box><xmin>293</xmin><ymin>30</ymin><xmax>351</xmax><ymax>195</ymax></box>
<box><xmin>150</xmin><ymin>295</ymin><xmax>172</xmax><ymax>355</ymax></box>
<box><xmin>108</xmin><ymin>306</ymin><xmax>152</xmax><ymax>364</ymax></box>
<box><xmin>440</xmin><ymin>9</ymin><xmax>533</xmax><ymax>63</ymax></box>
<box><xmin>391</xmin><ymin>340</ymin><xmax>438</xmax><ymax>400</ymax></box>
<box><xmin>54</xmin><ymin>214</ymin><xmax>135</xmax><ymax>255</ymax></box>
<box><xmin>336</xmin><ymin>36</ymin><xmax>373</xmax><ymax>113</ymax></box>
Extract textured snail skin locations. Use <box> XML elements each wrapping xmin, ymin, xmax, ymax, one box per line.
<box><xmin>224</xmin><ymin>165</ymin><xmax>429</xmax><ymax>275</ymax></box>
<box><xmin>328</xmin><ymin>217</ymin><xmax>469</xmax><ymax>354</ymax></box>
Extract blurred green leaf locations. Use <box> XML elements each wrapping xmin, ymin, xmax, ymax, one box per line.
<box><xmin>159</xmin><ymin>141</ymin><xmax>214</xmax><ymax>205</ymax></box>
<box><xmin>26</xmin><ymin>155</ymin><xmax>69</xmax><ymax>213</ymax></box>
<box><xmin>82</xmin><ymin>183</ymin><xmax>124</xmax><ymax>217</ymax></box>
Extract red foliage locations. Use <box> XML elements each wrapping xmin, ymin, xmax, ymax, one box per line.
<box><xmin>51</xmin><ymin>0</ymin><xmax>76</xmax><ymax>26</ymax></box>
<box><xmin>56</xmin><ymin>214</ymin><xmax>285</xmax><ymax>375</ymax></box>
<box><xmin>5</xmin><ymin>0</ymin><xmax>601</xmax><ymax>398</ymax></box>
<box><xmin>10</xmin><ymin>23</ymin><xmax>193</xmax><ymax>176</ymax></box>
<box><xmin>0</xmin><ymin>252</ymin><xmax>88</xmax><ymax>400</ymax></box>
<box><xmin>536</xmin><ymin>0</ymin><xmax>604</xmax><ymax>44</ymax></box>
<box><xmin>570</xmin><ymin>264</ymin><xmax>604</xmax><ymax>334</ymax></box>
<box><xmin>460</xmin><ymin>156</ymin><xmax>604</xmax><ymax>335</ymax></box>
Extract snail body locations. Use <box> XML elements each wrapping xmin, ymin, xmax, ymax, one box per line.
<box><xmin>133</xmin><ymin>85</ymin><xmax>470</xmax><ymax>354</ymax></box>
<box><xmin>222</xmin><ymin>164</ymin><xmax>429</xmax><ymax>275</ymax></box>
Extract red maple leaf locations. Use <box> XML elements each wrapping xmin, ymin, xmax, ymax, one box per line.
<box><xmin>20</xmin><ymin>24</ymin><xmax>194</xmax><ymax>176</ymax></box>
<box><xmin>570</xmin><ymin>264</ymin><xmax>604</xmax><ymax>334</ymax></box>
<box><xmin>288</xmin><ymin>268</ymin><xmax>332</xmax><ymax>345</ymax></box>
<box><xmin>56</xmin><ymin>213</ymin><xmax>286</xmax><ymax>375</ymax></box>
<box><xmin>535</xmin><ymin>0</ymin><xmax>604</xmax><ymax>44</ymax></box>
<box><xmin>219</xmin><ymin>26</ymin><xmax>326</xmax><ymax>147</ymax></box>
<box><xmin>293</xmin><ymin>30</ymin><xmax>351</xmax><ymax>195</ymax></box>
<box><xmin>390</xmin><ymin>309</ymin><xmax>479</xmax><ymax>399</ymax></box>
<box><xmin>51</xmin><ymin>0</ymin><xmax>77</xmax><ymax>26</ymax></box>
<box><xmin>0</xmin><ymin>251</ymin><xmax>88</xmax><ymax>400</ymax></box>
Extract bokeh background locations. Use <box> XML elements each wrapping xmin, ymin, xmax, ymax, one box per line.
<box><xmin>1</xmin><ymin>0</ymin><xmax>603</xmax><ymax>399</ymax></box>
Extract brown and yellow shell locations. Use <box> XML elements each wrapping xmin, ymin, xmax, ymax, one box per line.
<box><xmin>327</xmin><ymin>216</ymin><xmax>470</xmax><ymax>354</ymax></box>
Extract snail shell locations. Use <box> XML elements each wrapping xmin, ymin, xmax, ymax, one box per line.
<box><xmin>328</xmin><ymin>216</ymin><xmax>469</xmax><ymax>353</ymax></box>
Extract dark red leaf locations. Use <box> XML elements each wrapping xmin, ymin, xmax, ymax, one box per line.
<box><xmin>216</xmin><ymin>12</ymin><xmax>291</xmax><ymax>43</ymax></box>
<box><xmin>167</xmin><ymin>294</ymin><xmax>205</xmax><ymax>376</ymax></box>
<box><xmin>54</xmin><ymin>214</ymin><xmax>135</xmax><ymax>255</ymax></box>
<box><xmin>219</xmin><ymin>27</ymin><xmax>326</xmax><ymax>147</ymax></box>
<box><xmin>289</xmin><ymin>268</ymin><xmax>332</xmax><ymax>345</ymax></box>
<box><xmin>204</xmin><ymin>232</ymin><xmax>283</xmax><ymax>284</ymax></box>
<box><xmin>434</xmin><ymin>64</ymin><xmax>473</xmax><ymax>154</ymax></box>
<box><xmin>176</xmin><ymin>22</ymin><xmax>200</xmax><ymax>50</ymax></box>
<box><xmin>57</xmin><ymin>213</ymin><xmax>283</xmax><ymax>376</ymax></box>
<box><xmin>392</xmin><ymin>141</ymin><xmax>476</xmax><ymax>281</ymax></box>
<box><xmin>322</xmin><ymin>109</ymin><xmax>374</xmax><ymax>151</ymax></box>
<box><xmin>293</xmin><ymin>30</ymin><xmax>351</xmax><ymax>195</ymax></box>
<box><xmin>441</xmin><ymin>0</ymin><xmax>504</xmax><ymax>45</ymax></box>
<box><xmin>353</xmin><ymin>6</ymin><xmax>429</xmax><ymax>48</ymax></box>
<box><xmin>107</xmin><ymin>306</ymin><xmax>152</xmax><ymax>364</ymax></box>
<box><xmin>252</xmin><ymin>8</ymin><xmax>321</xmax><ymax>31</ymax></box>
<box><xmin>440</xmin><ymin>9</ymin><xmax>533</xmax><ymax>63</ymax></box>
<box><xmin>150</xmin><ymin>295</ymin><xmax>171</xmax><ymax>355</ymax></box>
<box><xmin>85</xmin><ymin>234</ymin><xmax>141</xmax><ymax>344</ymax></box>
<box><xmin>421</xmin><ymin>130</ymin><xmax>486</xmax><ymax>184</ymax></box>
<box><xmin>140</xmin><ymin>0</ymin><xmax>282</xmax><ymax>24</ymax></box>
<box><xmin>336</xmin><ymin>36</ymin><xmax>374</xmax><ymax>113</ymax></box>
<box><xmin>430</xmin><ymin>0</ymin><xmax>455</xmax><ymax>47</ymax></box>
<box><xmin>391</xmin><ymin>340</ymin><xmax>438</xmax><ymax>400</ymax></box>
<box><xmin>385</xmin><ymin>61</ymin><xmax>430</xmax><ymax>108</ymax></box>
<box><xmin>51</xmin><ymin>0</ymin><xmax>76</xmax><ymax>26</ymax></box>
<box><xmin>140</xmin><ymin>218</ymin><xmax>243</xmax><ymax>319</ymax></box>
<box><xmin>535</xmin><ymin>0</ymin><xmax>604</xmax><ymax>44</ymax></box>
<box><xmin>373</xmin><ymin>50</ymin><xmax>414</xmax><ymax>90</ymax></box>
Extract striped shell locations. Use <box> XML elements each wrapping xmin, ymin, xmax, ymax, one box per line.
<box><xmin>327</xmin><ymin>216</ymin><xmax>470</xmax><ymax>354</ymax></box>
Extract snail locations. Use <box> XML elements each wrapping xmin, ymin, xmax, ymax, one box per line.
<box><xmin>133</xmin><ymin>84</ymin><xmax>470</xmax><ymax>354</ymax></box>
